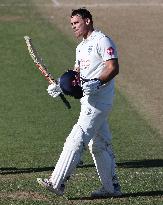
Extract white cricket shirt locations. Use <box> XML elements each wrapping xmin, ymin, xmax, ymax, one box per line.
<box><xmin>75</xmin><ymin>30</ymin><xmax>118</xmax><ymax>104</ymax></box>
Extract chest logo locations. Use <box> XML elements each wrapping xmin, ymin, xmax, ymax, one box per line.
<box><xmin>88</xmin><ymin>45</ymin><xmax>93</xmax><ymax>54</ymax></box>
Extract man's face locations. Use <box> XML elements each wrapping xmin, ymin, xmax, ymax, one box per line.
<box><xmin>70</xmin><ymin>15</ymin><xmax>89</xmax><ymax>38</ymax></box>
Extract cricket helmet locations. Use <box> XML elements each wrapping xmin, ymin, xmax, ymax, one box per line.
<box><xmin>60</xmin><ymin>70</ymin><xmax>83</xmax><ymax>99</ymax></box>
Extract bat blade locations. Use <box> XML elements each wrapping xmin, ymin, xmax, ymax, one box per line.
<box><xmin>24</xmin><ymin>36</ymin><xmax>71</xmax><ymax>109</ymax></box>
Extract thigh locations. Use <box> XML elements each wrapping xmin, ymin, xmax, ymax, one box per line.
<box><xmin>88</xmin><ymin>119</ymin><xmax>112</xmax><ymax>152</ymax></box>
<box><xmin>77</xmin><ymin>100</ymin><xmax>112</xmax><ymax>144</ymax></box>
<box><xmin>98</xmin><ymin>119</ymin><xmax>112</xmax><ymax>143</ymax></box>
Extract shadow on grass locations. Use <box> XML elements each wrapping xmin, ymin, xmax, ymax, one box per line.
<box><xmin>117</xmin><ymin>159</ymin><xmax>163</xmax><ymax>168</ymax></box>
<box><xmin>0</xmin><ymin>159</ymin><xmax>163</xmax><ymax>175</ymax></box>
<box><xmin>68</xmin><ymin>190</ymin><xmax>163</xmax><ymax>201</ymax></box>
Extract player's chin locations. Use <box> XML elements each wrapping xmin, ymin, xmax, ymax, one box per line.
<box><xmin>74</xmin><ymin>31</ymin><xmax>82</xmax><ymax>38</ymax></box>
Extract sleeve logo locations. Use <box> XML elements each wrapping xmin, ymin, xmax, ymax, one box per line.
<box><xmin>107</xmin><ymin>47</ymin><xmax>114</xmax><ymax>56</ymax></box>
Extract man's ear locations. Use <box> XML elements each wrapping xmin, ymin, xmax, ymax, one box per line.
<box><xmin>85</xmin><ymin>18</ymin><xmax>91</xmax><ymax>25</ymax></box>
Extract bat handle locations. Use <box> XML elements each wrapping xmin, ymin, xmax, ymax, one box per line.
<box><xmin>59</xmin><ymin>93</ymin><xmax>71</xmax><ymax>109</ymax></box>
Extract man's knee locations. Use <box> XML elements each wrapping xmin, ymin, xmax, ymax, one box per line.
<box><xmin>88</xmin><ymin>139</ymin><xmax>113</xmax><ymax>155</ymax></box>
<box><xmin>88</xmin><ymin>140</ymin><xmax>105</xmax><ymax>154</ymax></box>
<box><xmin>64</xmin><ymin>124</ymin><xmax>86</xmax><ymax>152</ymax></box>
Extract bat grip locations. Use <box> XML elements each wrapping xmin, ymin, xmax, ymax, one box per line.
<box><xmin>59</xmin><ymin>93</ymin><xmax>71</xmax><ymax>109</ymax></box>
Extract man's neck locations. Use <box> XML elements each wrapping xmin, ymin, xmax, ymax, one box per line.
<box><xmin>83</xmin><ymin>28</ymin><xmax>94</xmax><ymax>39</ymax></box>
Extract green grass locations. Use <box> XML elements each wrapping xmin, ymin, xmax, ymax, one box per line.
<box><xmin>0</xmin><ymin>0</ymin><xmax>163</xmax><ymax>204</ymax></box>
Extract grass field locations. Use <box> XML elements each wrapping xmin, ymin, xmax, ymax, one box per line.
<box><xmin>0</xmin><ymin>0</ymin><xmax>163</xmax><ymax>204</ymax></box>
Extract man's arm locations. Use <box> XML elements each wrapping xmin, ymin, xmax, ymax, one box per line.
<box><xmin>99</xmin><ymin>58</ymin><xmax>119</xmax><ymax>84</ymax></box>
<box><xmin>82</xmin><ymin>58</ymin><xmax>119</xmax><ymax>95</ymax></box>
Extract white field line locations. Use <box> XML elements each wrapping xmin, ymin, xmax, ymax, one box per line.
<box><xmin>51</xmin><ymin>3</ymin><xmax>163</xmax><ymax>7</ymax></box>
<box><xmin>51</xmin><ymin>0</ymin><xmax>60</xmax><ymax>7</ymax></box>
<box><xmin>0</xmin><ymin>2</ymin><xmax>163</xmax><ymax>7</ymax></box>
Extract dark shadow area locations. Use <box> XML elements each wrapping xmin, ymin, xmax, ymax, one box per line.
<box><xmin>117</xmin><ymin>159</ymin><xmax>163</xmax><ymax>168</ymax></box>
<box><xmin>78</xmin><ymin>159</ymin><xmax>163</xmax><ymax>169</ymax></box>
<box><xmin>0</xmin><ymin>159</ymin><xmax>163</xmax><ymax>175</ymax></box>
<box><xmin>0</xmin><ymin>166</ymin><xmax>54</xmax><ymax>175</ymax></box>
<box><xmin>68</xmin><ymin>190</ymin><xmax>163</xmax><ymax>201</ymax></box>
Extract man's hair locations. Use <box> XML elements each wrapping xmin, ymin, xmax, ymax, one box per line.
<box><xmin>71</xmin><ymin>8</ymin><xmax>93</xmax><ymax>23</ymax></box>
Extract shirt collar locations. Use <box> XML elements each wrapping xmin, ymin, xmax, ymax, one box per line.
<box><xmin>82</xmin><ymin>30</ymin><xmax>98</xmax><ymax>43</ymax></box>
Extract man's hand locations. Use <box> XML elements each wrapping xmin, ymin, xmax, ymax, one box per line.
<box><xmin>82</xmin><ymin>79</ymin><xmax>102</xmax><ymax>95</ymax></box>
<box><xmin>47</xmin><ymin>83</ymin><xmax>62</xmax><ymax>98</ymax></box>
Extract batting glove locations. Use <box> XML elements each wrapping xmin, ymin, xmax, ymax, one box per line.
<box><xmin>47</xmin><ymin>83</ymin><xmax>62</xmax><ymax>98</ymax></box>
<box><xmin>82</xmin><ymin>79</ymin><xmax>102</xmax><ymax>95</ymax></box>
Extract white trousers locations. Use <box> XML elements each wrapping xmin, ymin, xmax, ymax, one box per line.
<box><xmin>50</xmin><ymin>96</ymin><xmax>117</xmax><ymax>193</ymax></box>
